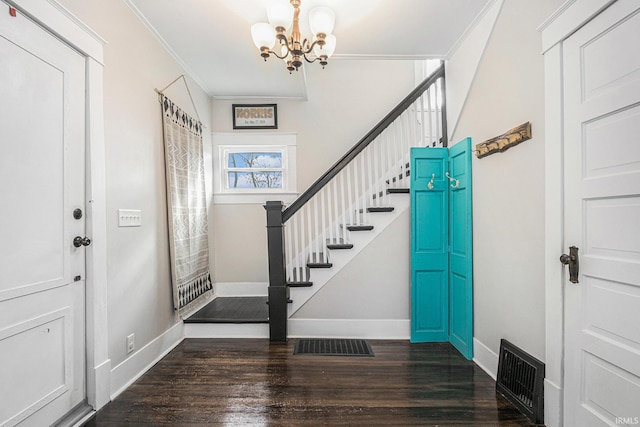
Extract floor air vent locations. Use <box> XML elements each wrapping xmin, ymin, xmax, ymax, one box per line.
<box><xmin>294</xmin><ymin>339</ymin><xmax>374</xmax><ymax>356</ymax></box>
<box><xmin>496</xmin><ymin>339</ymin><xmax>545</xmax><ymax>424</ymax></box>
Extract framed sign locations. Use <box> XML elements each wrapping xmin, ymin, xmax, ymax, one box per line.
<box><xmin>232</xmin><ymin>104</ymin><xmax>278</xmax><ymax>130</ymax></box>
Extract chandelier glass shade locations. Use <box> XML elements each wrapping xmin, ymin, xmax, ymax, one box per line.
<box><xmin>251</xmin><ymin>0</ymin><xmax>336</xmax><ymax>73</ymax></box>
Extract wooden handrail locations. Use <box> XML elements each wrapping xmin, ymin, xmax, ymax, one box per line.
<box><xmin>282</xmin><ymin>64</ymin><xmax>446</xmax><ymax>223</ymax></box>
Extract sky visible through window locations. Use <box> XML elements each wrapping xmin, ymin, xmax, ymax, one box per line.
<box><xmin>227</xmin><ymin>152</ymin><xmax>283</xmax><ymax>189</ymax></box>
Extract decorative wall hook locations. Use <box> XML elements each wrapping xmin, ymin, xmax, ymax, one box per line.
<box><xmin>428</xmin><ymin>174</ymin><xmax>435</xmax><ymax>190</ymax></box>
<box><xmin>445</xmin><ymin>172</ymin><xmax>459</xmax><ymax>188</ymax></box>
<box><xmin>475</xmin><ymin>122</ymin><xmax>532</xmax><ymax>159</ymax></box>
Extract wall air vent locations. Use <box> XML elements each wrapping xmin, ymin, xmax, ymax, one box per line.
<box><xmin>496</xmin><ymin>339</ymin><xmax>545</xmax><ymax>424</ymax></box>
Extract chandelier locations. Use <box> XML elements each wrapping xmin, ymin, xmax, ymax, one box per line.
<box><xmin>251</xmin><ymin>0</ymin><xmax>337</xmax><ymax>73</ymax></box>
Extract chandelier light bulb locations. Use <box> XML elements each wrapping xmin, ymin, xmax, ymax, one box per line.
<box><xmin>314</xmin><ymin>34</ymin><xmax>336</xmax><ymax>58</ymax></box>
<box><xmin>251</xmin><ymin>23</ymin><xmax>276</xmax><ymax>50</ymax></box>
<box><xmin>309</xmin><ymin>6</ymin><xmax>335</xmax><ymax>37</ymax></box>
<box><xmin>268</xmin><ymin>2</ymin><xmax>294</xmax><ymax>31</ymax></box>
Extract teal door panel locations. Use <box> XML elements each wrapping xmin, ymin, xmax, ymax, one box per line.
<box><xmin>448</xmin><ymin>138</ymin><xmax>474</xmax><ymax>359</ymax></box>
<box><xmin>410</xmin><ymin>147</ymin><xmax>448</xmax><ymax>342</ymax></box>
<box><xmin>410</xmin><ymin>140</ymin><xmax>474</xmax><ymax>359</ymax></box>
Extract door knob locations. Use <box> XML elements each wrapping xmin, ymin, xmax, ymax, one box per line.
<box><xmin>73</xmin><ymin>236</ymin><xmax>92</xmax><ymax>248</ymax></box>
<box><xmin>560</xmin><ymin>246</ymin><xmax>579</xmax><ymax>284</ymax></box>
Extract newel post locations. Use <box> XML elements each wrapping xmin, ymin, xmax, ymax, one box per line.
<box><xmin>265</xmin><ymin>201</ymin><xmax>289</xmax><ymax>341</ymax></box>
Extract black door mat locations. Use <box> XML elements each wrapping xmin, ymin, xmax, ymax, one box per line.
<box><xmin>294</xmin><ymin>339</ymin><xmax>374</xmax><ymax>356</ymax></box>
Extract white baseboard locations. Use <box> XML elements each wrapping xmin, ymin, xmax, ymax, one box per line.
<box><xmin>184</xmin><ymin>322</ymin><xmax>269</xmax><ymax>338</ymax></box>
<box><xmin>90</xmin><ymin>358</ymin><xmax>111</xmax><ymax>410</ymax></box>
<box><xmin>288</xmin><ymin>319</ymin><xmax>411</xmax><ymax>339</ymax></box>
<box><xmin>215</xmin><ymin>282</ymin><xmax>268</xmax><ymax>297</ymax></box>
<box><xmin>544</xmin><ymin>378</ymin><xmax>562</xmax><ymax>427</ymax></box>
<box><xmin>473</xmin><ymin>337</ymin><xmax>498</xmax><ymax>380</ymax></box>
<box><xmin>109</xmin><ymin>322</ymin><xmax>184</xmax><ymax>399</ymax></box>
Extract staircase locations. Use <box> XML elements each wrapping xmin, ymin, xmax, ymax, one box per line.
<box><xmin>265</xmin><ymin>64</ymin><xmax>448</xmax><ymax>340</ymax></box>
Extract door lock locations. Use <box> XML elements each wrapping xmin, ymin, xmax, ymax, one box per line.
<box><xmin>560</xmin><ymin>246</ymin><xmax>579</xmax><ymax>284</ymax></box>
<box><xmin>73</xmin><ymin>236</ymin><xmax>92</xmax><ymax>248</ymax></box>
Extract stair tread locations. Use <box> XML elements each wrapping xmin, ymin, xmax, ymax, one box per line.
<box><xmin>287</xmin><ymin>281</ymin><xmax>313</xmax><ymax>287</ymax></box>
<box><xmin>387</xmin><ymin>188</ymin><xmax>409</xmax><ymax>194</ymax></box>
<box><xmin>343</xmin><ymin>224</ymin><xmax>374</xmax><ymax>231</ymax></box>
<box><xmin>366</xmin><ymin>206</ymin><xmax>395</xmax><ymax>213</ymax></box>
<box><xmin>327</xmin><ymin>243</ymin><xmax>354</xmax><ymax>249</ymax></box>
<box><xmin>307</xmin><ymin>262</ymin><xmax>333</xmax><ymax>268</ymax></box>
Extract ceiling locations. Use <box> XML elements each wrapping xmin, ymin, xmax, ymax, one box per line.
<box><xmin>126</xmin><ymin>0</ymin><xmax>492</xmax><ymax>99</ymax></box>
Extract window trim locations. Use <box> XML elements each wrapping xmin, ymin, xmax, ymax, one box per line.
<box><xmin>212</xmin><ymin>132</ymin><xmax>298</xmax><ymax>204</ymax></box>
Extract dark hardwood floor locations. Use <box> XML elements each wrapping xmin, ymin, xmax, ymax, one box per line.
<box><xmin>84</xmin><ymin>339</ymin><xmax>537</xmax><ymax>426</ymax></box>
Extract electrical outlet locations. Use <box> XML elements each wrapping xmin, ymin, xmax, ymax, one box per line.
<box><xmin>126</xmin><ymin>333</ymin><xmax>135</xmax><ymax>354</ymax></box>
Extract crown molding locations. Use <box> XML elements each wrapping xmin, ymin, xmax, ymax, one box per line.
<box><xmin>121</xmin><ymin>0</ymin><xmax>212</xmax><ymax>97</ymax></box>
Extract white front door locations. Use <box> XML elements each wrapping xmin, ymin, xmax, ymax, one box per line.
<box><xmin>563</xmin><ymin>1</ymin><xmax>640</xmax><ymax>425</ymax></box>
<box><xmin>0</xmin><ymin>3</ymin><xmax>87</xmax><ymax>426</ymax></box>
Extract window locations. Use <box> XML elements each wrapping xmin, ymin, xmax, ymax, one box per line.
<box><xmin>213</xmin><ymin>133</ymin><xmax>297</xmax><ymax>204</ymax></box>
<box><xmin>224</xmin><ymin>150</ymin><xmax>284</xmax><ymax>191</ymax></box>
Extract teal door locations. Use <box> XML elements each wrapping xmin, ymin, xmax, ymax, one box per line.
<box><xmin>448</xmin><ymin>138</ymin><xmax>473</xmax><ymax>359</ymax></box>
<box><xmin>410</xmin><ymin>139</ymin><xmax>474</xmax><ymax>359</ymax></box>
<box><xmin>410</xmin><ymin>147</ymin><xmax>449</xmax><ymax>342</ymax></box>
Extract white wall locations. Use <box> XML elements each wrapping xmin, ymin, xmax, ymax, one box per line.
<box><xmin>211</xmin><ymin>60</ymin><xmax>416</xmax><ymax>283</ymax></box>
<box><xmin>293</xmin><ymin>209</ymin><xmax>410</xmax><ymax>321</ymax></box>
<box><xmin>56</xmin><ymin>0</ymin><xmax>212</xmax><ymax>371</ymax></box>
<box><xmin>447</xmin><ymin>0</ymin><xmax>564</xmax><ymax>367</ymax></box>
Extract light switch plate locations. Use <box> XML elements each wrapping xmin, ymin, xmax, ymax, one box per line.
<box><xmin>118</xmin><ymin>209</ymin><xmax>141</xmax><ymax>227</ymax></box>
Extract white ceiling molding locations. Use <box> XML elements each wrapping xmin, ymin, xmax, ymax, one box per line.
<box><xmin>121</xmin><ymin>0</ymin><xmax>212</xmax><ymax>97</ymax></box>
<box><xmin>446</xmin><ymin>0</ymin><xmax>501</xmax><ymax>59</ymax></box>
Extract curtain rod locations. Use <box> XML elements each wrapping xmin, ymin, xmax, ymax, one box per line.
<box><xmin>155</xmin><ymin>74</ymin><xmax>204</xmax><ymax>126</ymax></box>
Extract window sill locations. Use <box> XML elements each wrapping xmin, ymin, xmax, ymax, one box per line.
<box><xmin>213</xmin><ymin>192</ymin><xmax>299</xmax><ymax>205</ymax></box>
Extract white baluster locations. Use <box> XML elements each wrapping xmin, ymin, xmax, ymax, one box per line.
<box><xmin>373</xmin><ymin>139</ymin><xmax>380</xmax><ymax>208</ymax></box>
<box><xmin>367</xmin><ymin>145</ymin><xmax>375</xmax><ymax>210</ymax></box>
<box><xmin>403</xmin><ymin>110</ymin><xmax>411</xmax><ymax>173</ymax></box>
<box><xmin>285</xmin><ymin>221</ymin><xmax>292</xmax><ymax>282</ymax></box>
<box><xmin>413</xmin><ymin>99</ymin><xmax>421</xmax><ymax>147</ymax></box>
<box><xmin>340</xmin><ymin>170</ymin><xmax>347</xmax><ymax>242</ymax></box>
<box><xmin>420</xmin><ymin>93</ymin><xmax>427</xmax><ymax>147</ymax></box>
<box><xmin>292</xmin><ymin>214</ymin><xmax>300</xmax><ymax>282</ymax></box>
<box><xmin>309</xmin><ymin>198</ymin><xmax>320</xmax><ymax>262</ymax></box>
<box><xmin>333</xmin><ymin>177</ymin><xmax>340</xmax><ymax>244</ymax></box>
<box><xmin>427</xmin><ymin>86</ymin><xmax>434</xmax><ymax>147</ymax></box>
<box><xmin>347</xmin><ymin>162</ymin><xmax>354</xmax><ymax>228</ymax></box>
<box><xmin>435</xmin><ymin>79</ymin><xmax>441</xmax><ymax>146</ymax></box>
<box><xmin>305</xmin><ymin>203</ymin><xmax>312</xmax><ymax>267</ymax></box>
<box><xmin>360</xmin><ymin>151</ymin><xmax>367</xmax><ymax>225</ymax></box>
<box><xmin>394</xmin><ymin>118</ymin><xmax>402</xmax><ymax>186</ymax></box>
<box><xmin>385</xmin><ymin>129</ymin><xmax>393</xmax><ymax>204</ymax></box>
<box><xmin>320</xmin><ymin>188</ymin><xmax>327</xmax><ymax>263</ymax></box>
<box><xmin>353</xmin><ymin>153</ymin><xmax>360</xmax><ymax>225</ymax></box>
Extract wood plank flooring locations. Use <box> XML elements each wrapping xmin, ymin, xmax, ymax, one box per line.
<box><xmin>84</xmin><ymin>339</ymin><xmax>538</xmax><ymax>426</ymax></box>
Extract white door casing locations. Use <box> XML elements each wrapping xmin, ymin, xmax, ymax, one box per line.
<box><xmin>562</xmin><ymin>0</ymin><xmax>640</xmax><ymax>426</ymax></box>
<box><xmin>0</xmin><ymin>4</ymin><xmax>87</xmax><ymax>426</ymax></box>
<box><xmin>1</xmin><ymin>0</ymin><xmax>111</xmax><ymax>413</ymax></box>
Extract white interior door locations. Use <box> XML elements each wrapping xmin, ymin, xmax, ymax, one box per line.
<box><xmin>563</xmin><ymin>1</ymin><xmax>640</xmax><ymax>425</ymax></box>
<box><xmin>0</xmin><ymin>3</ymin><xmax>87</xmax><ymax>426</ymax></box>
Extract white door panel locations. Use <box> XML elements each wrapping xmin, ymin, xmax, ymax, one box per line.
<box><xmin>563</xmin><ymin>1</ymin><xmax>640</xmax><ymax>426</ymax></box>
<box><xmin>0</xmin><ymin>2</ymin><xmax>86</xmax><ymax>425</ymax></box>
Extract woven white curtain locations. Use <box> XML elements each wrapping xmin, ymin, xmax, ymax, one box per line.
<box><xmin>161</xmin><ymin>95</ymin><xmax>213</xmax><ymax>315</ymax></box>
